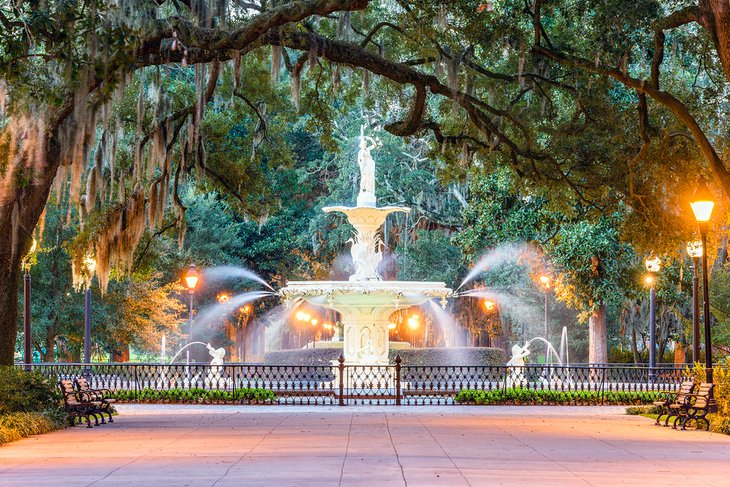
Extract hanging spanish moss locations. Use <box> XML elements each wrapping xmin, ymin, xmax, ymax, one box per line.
<box><xmin>291</xmin><ymin>70</ymin><xmax>302</xmax><ymax>111</ymax></box>
<box><xmin>271</xmin><ymin>45</ymin><xmax>281</xmax><ymax>83</ymax></box>
<box><xmin>332</xmin><ymin>64</ymin><xmax>341</xmax><ymax>93</ymax></box>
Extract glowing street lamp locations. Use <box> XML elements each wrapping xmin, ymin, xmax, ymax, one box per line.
<box><xmin>644</xmin><ymin>256</ymin><xmax>660</xmax><ymax>370</ymax></box>
<box><xmin>690</xmin><ymin>176</ymin><xmax>716</xmax><ymax>392</ymax></box>
<box><xmin>217</xmin><ymin>292</ymin><xmax>231</xmax><ymax>304</ymax></box>
<box><xmin>83</xmin><ymin>254</ymin><xmax>97</xmax><ymax>365</ymax></box>
<box><xmin>687</xmin><ymin>241</ymin><xmax>703</xmax><ymax>362</ymax></box>
<box><xmin>184</xmin><ymin>264</ymin><xmax>200</xmax><ymax>333</ymax></box>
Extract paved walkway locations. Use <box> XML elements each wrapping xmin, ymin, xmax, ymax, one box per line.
<box><xmin>1</xmin><ymin>405</ymin><xmax>730</xmax><ymax>486</ymax></box>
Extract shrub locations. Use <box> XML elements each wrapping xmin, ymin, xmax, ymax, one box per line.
<box><xmin>110</xmin><ymin>387</ymin><xmax>276</xmax><ymax>404</ymax></box>
<box><xmin>0</xmin><ymin>367</ymin><xmax>66</xmax><ymax>445</ymax></box>
<box><xmin>0</xmin><ymin>367</ymin><xmax>62</xmax><ymax>415</ymax></box>
<box><xmin>454</xmin><ymin>388</ymin><xmax>659</xmax><ymax>406</ymax></box>
<box><xmin>0</xmin><ymin>411</ymin><xmax>67</xmax><ymax>445</ymax></box>
<box><xmin>626</xmin><ymin>405</ymin><xmax>661</xmax><ymax>415</ymax></box>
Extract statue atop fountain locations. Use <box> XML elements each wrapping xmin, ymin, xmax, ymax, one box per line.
<box><xmin>357</xmin><ymin>126</ymin><xmax>379</xmax><ymax>207</ymax></box>
<box><xmin>322</xmin><ymin>126</ymin><xmax>410</xmax><ymax>282</ymax></box>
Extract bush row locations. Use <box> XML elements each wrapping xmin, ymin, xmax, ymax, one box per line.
<box><xmin>110</xmin><ymin>387</ymin><xmax>276</xmax><ymax>404</ymax></box>
<box><xmin>454</xmin><ymin>388</ymin><xmax>660</xmax><ymax>405</ymax></box>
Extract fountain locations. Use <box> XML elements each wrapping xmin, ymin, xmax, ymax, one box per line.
<box><xmin>280</xmin><ymin>126</ymin><xmax>452</xmax><ymax>366</ymax></box>
<box><xmin>506</xmin><ymin>330</ymin><xmax>572</xmax><ymax>387</ymax></box>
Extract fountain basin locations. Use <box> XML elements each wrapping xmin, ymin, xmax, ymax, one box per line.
<box><xmin>280</xmin><ymin>280</ymin><xmax>452</xmax><ymax>365</ymax></box>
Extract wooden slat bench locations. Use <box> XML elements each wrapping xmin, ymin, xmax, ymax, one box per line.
<box><xmin>653</xmin><ymin>380</ymin><xmax>694</xmax><ymax>426</ymax></box>
<box><xmin>672</xmin><ymin>382</ymin><xmax>714</xmax><ymax>430</ymax></box>
<box><xmin>75</xmin><ymin>377</ymin><xmax>116</xmax><ymax>424</ymax></box>
<box><xmin>58</xmin><ymin>379</ymin><xmax>102</xmax><ymax>428</ymax></box>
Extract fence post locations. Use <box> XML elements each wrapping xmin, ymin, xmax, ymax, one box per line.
<box><xmin>134</xmin><ymin>365</ymin><xmax>140</xmax><ymax>402</ymax></box>
<box><xmin>395</xmin><ymin>355</ymin><xmax>402</xmax><ymax>406</ymax></box>
<box><xmin>338</xmin><ymin>355</ymin><xmax>345</xmax><ymax>407</ymax></box>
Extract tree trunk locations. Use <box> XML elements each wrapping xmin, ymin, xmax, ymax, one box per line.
<box><xmin>42</xmin><ymin>331</ymin><xmax>56</xmax><ymax>362</ymax></box>
<box><xmin>588</xmin><ymin>304</ymin><xmax>607</xmax><ymax>364</ymax></box>
<box><xmin>631</xmin><ymin>322</ymin><xmax>639</xmax><ymax>364</ymax></box>
<box><xmin>700</xmin><ymin>1</ymin><xmax>730</xmax><ymax>83</ymax></box>
<box><xmin>0</xmin><ymin>138</ymin><xmax>61</xmax><ymax>365</ymax></box>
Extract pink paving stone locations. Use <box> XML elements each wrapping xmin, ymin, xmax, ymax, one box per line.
<box><xmin>0</xmin><ymin>405</ymin><xmax>729</xmax><ymax>486</ymax></box>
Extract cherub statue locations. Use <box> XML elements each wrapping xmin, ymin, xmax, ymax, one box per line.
<box><xmin>506</xmin><ymin>343</ymin><xmax>530</xmax><ymax>388</ymax></box>
<box><xmin>205</xmin><ymin>343</ymin><xmax>226</xmax><ymax>388</ymax></box>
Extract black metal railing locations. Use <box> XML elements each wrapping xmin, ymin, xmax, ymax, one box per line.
<box><xmin>23</xmin><ymin>360</ymin><xmax>690</xmax><ymax>406</ymax></box>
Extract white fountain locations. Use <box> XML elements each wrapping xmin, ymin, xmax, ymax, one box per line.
<box><xmin>280</xmin><ymin>127</ymin><xmax>452</xmax><ymax>366</ymax></box>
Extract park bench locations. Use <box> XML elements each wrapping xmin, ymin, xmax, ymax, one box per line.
<box><xmin>74</xmin><ymin>377</ymin><xmax>116</xmax><ymax>424</ymax></box>
<box><xmin>672</xmin><ymin>382</ymin><xmax>714</xmax><ymax>430</ymax></box>
<box><xmin>653</xmin><ymin>380</ymin><xmax>694</xmax><ymax>426</ymax></box>
<box><xmin>58</xmin><ymin>379</ymin><xmax>102</xmax><ymax>428</ymax></box>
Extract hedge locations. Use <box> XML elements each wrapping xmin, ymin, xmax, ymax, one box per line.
<box><xmin>110</xmin><ymin>387</ymin><xmax>276</xmax><ymax>404</ymax></box>
<box><xmin>454</xmin><ymin>388</ymin><xmax>660</xmax><ymax>405</ymax></box>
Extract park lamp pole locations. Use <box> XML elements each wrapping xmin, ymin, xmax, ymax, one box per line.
<box><xmin>689</xmin><ymin>177</ymin><xmax>716</xmax><ymax>392</ymax></box>
<box><xmin>184</xmin><ymin>265</ymin><xmax>199</xmax><ymax>366</ymax></box>
<box><xmin>185</xmin><ymin>265</ymin><xmax>200</xmax><ymax>331</ymax></box>
<box><xmin>644</xmin><ymin>256</ymin><xmax>661</xmax><ymax>371</ymax></box>
<box><xmin>539</xmin><ymin>275</ymin><xmax>551</xmax><ymax>362</ymax></box>
<box><xmin>23</xmin><ymin>238</ymin><xmax>37</xmax><ymax>371</ymax></box>
<box><xmin>686</xmin><ymin>241</ymin><xmax>703</xmax><ymax>363</ymax></box>
<box><xmin>83</xmin><ymin>254</ymin><xmax>97</xmax><ymax>367</ymax></box>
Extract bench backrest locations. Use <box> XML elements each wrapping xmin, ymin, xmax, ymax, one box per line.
<box><xmin>694</xmin><ymin>382</ymin><xmax>714</xmax><ymax>409</ymax></box>
<box><xmin>676</xmin><ymin>380</ymin><xmax>694</xmax><ymax>403</ymax></box>
<box><xmin>59</xmin><ymin>379</ymin><xmax>79</xmax><ymax>405</ymax></box>
<box><xmin>76</xmin><ymin>377</ymin><xmax>91</xmax><ymax>392</ymax></box>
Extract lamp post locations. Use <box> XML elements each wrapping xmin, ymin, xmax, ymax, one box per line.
<box><xmin>690</xmin><ymin>177</ymin><xmax>716</xmax><ymax>391</ymax></box>
<box><xmin>644</xmin><ymin>256</ymin><xmax>661</xmax><ymax>370</ymax></box>
<box><xmin>539</xmin><ymin>275</ymin><xmax>551</xmax><ymax>363</ymax></box>
<box><xmin>184</xmin><ymin>265</ymin><xmax>199</xmax><ymax>365</ymax></box>
<box><xmin>83</xmin><ymin>254</ymin><xmax>97</xmax><ymax>366</ymax></box>
<box><xmin>23</xmin><ymin>238</ymin><xmax>37</xmax><ymax>370</ymax></box>
<box><xmin>686</xmin><ymin>241</ymin><xmax>703</xmax><ymax>363</ymax></box>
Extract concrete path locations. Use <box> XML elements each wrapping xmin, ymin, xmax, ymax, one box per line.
<box><xmin>1</xmin><ymin>405</ymin><xmax>729</xmax><ymax>486</ymax></box>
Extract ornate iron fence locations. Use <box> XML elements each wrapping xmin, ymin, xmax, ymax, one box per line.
<box><xmin>24</xmin><ymin>361</ymin><xmax>687</xmax><ymax>406</ymax></box>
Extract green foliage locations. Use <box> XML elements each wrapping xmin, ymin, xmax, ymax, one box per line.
<box><xmin>396</xmin><ymin>230</ymin><xmax>464</xmax><ymax>287</ymax></box>
<box><xmin>0</xmin><ymin>367</ymin><xmax>62</xmax><ymax>415</ymax></box>
<box><xmin>548</xmin><ymin>216</ymin><xmax>638</xmax><ymax>318</ymax></box>
<box><xmin>0</xmin><ymin>411</ymin><xmax>67</xmax><ymax>445</ymax></box>
<box><xmin>454</xmin><ymin>387</ymin><xmax>659</xmax><ymax>405</ymax></box>
<box><xmin>111</xmin><ymin>387</ymin><xmax>276</xmax><ymax>404</ymax></box>
<box><xmin>626</xmin><ymin>405</ymin><xmax>662</xmax><ymax>415</ymax></box>
<box><xmin>0</xmin><ymin>367</ymin><xmax>65</xmax><ymax>445</ymax></box>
